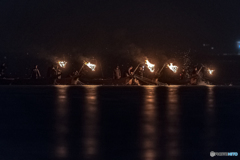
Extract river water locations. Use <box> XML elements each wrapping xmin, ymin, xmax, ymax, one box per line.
<box><xmin>0</xmin><ymin>85</ymin><xmax>239</xmax><ymax>160</ymax></box>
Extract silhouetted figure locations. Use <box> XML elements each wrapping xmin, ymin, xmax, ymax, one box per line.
<box><xmin>72</xmin><ymin>70</ymin><xmax>80</xmax><ymax>76</ymax></box>
<box><xmin>113</xmin><ymin>66</ymin><xmax>121</xmax><ymax>79</ymax></box>
<box><xmin>55</xmin><ymin>65</ymin><xmax>62</xmax><ymax>79</ymax></box>
<box><xmin>125</xmin><ymin>66</ymin><xmax>139</xmax><ymax>85</ymax></box>
<box><xmin>125</xmin><ymin>66</ymin><xmax>133</xmax><ymax>77</ymax></box>
<box><xmin>31</xmin><ymin>65</ymin><xmax>41</xmax><ymax>79</ymax></box>
<box><xmin>180</xmin><ymin>69</ymin><xmax>186</xmax><ymax>80</ymax></box>
<box><xmin>47</xmin><ymin>66</ymin><xmax>59</xmax><ymax>84</ymax></box>
<box><xmin>0</xmin><ymin>63</ymin><xmax>6</xmax><ymax>78</ymax></box>
<box><xmin>190</xmin><ymin>65</ymin><xmax>203</xmax><ymax>85</ymax></box>
<box><xmin>191</xmin><ymin>67</ymin><xmax>198</xmax><ymax>76</ymax></box>
<box><xmin>49</xmin><ymin>66</ymin><xmax>57</xmax><ymax>78</ymax></box>
<box><xmin>47</xmin><ymin>65</ymin><xmax>54</xmax><ymax>78</ymax></box>
<box><xmin>71</xmin><ymin>70</ymin><xmax>83</xmax><ymax>85</ymax></box>
<box><xmin>137</xmin><ymin>66</ymin><xmax>144</xmax><ymax>78</ymax></box>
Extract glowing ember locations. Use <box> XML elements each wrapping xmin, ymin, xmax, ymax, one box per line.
<box><xmin>58</xmin><ymin>61</ymin><xmax>67</xmax><ymax>68</ymax></box>
<box><xmin>208</xmin><ymin>69</ymin><xmax>214</xmax><ymax>75</ymax></box>
<box><xmin>167</xmin><ymin>63</ymin><xmax>178</xmax><ymax>73</ymax></box>
<box><xmin>145</xmin><ymin>60</ymin><xmax>155</xmax><ymax>72</ymax></box>
<box><xmin>84</xmin><ymin>61</ymin><xmax>96</xmax><ymax>71</ymax></box>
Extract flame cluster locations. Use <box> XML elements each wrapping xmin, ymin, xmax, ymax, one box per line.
<box><xmin>208</xmin><ymin>69</ymin><xmax>214</xmax><ymax>75</ymax></box>
<box><xmin>167</xmin><ymin>63</ymin><xmax>178</xmax><ymax>73</ymax></box>
<box><xmin>85</xmin><ymin>61</ymin><xmax>96</xmax><ymax>71</ymax></box>
<box><xmin>58</xmin><ymin>61</ymin><xmax>67</xmax><ymax>68</ymax></box>
<box><xmin>145</xmin><ymin>60</ymin><xmax>155</xmax><ymax>72</ymax></box>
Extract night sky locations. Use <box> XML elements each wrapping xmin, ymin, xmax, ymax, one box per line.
<box><xmin>0</xmin><ymin>0</ymin><xmax>240</xmax><ymax>77</ymax></box>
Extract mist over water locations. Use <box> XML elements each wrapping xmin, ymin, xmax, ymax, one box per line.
<box><xmin>0</xmin><ymin>85</ymin><xmax>240</xmax><ymax>160</ymax></box>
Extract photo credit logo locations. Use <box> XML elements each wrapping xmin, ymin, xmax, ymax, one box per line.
<box><xmin>210</xmin><ymin>151</ymin><xmax>238</xmax><ymax>157</ymax></box>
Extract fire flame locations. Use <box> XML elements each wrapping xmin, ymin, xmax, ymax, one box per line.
<box><xmin>167</xmin><ymin>63</ymin><xmax>178</xmax><ymax>73</ymax></box>
<box><xmin>85</xmin><ymin>61</ymin><xmax>96</xmax><ymax>71</ymax></box>
<box><xmin>208</xmin><ymin>69</ymin><xmax>214</xmax><ymax>75</ymax></box>
<box><xmin>145</xmin><ymin>60</ymin><xmax>155</xmax><ymax>72</ymax></box>
<box><xmin>58</xmin><ymin>61</ymin><xmax>67</xmax><ymax>68</ymax></box>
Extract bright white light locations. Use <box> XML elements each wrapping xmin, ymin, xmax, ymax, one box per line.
<box><xmin>167</xmin><ymin>63</ymin><xmax>178</xmax><ymax>73</ymax></box>
<box><xmin>58</xmin><ymin>61</ymin><xmax>67</xmax><ymax>68</ymax></box>
<box><xmin>145</xmin><ymin>60</ymin><xmax>155</xmax><ymax>72</ymax></box>
<box><xmin>85</xmin><ymin>62</ymin><xmax>96</xmax><ymax>71</ymax></box>
<box><xmin>208</xmin><ymin>69</ymin><xmax>214</xmax><ymax>75</ymax></box>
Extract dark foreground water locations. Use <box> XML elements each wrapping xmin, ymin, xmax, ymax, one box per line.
<box><xmin>0</xmin><ymin>85</ymin><xmax>240</xmax><ymax>160</ymax></box>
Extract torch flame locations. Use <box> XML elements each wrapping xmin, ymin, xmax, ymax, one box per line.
<box><xmin>167</xmin><ymin>63</ymin><xmax>178</xmax><ymax>73</ymax></box>
<box><xmin>58</xmin><ymin>61</ymin><xmax>67</xmax><ymax>68</ymax></box>
<box><xmin>85</xmin><ymin>61</ymin><xmax>96</xmax><ymax>71</ymax></box>
<box><xmin>145</xmin><ymin>60</ymin><xmax>155</xmax><ymax>72</ymax></box>
<box><xmin>208</xmin><ymin>69</ymin><xmax>214</xmax><ymax>75</ymax></box>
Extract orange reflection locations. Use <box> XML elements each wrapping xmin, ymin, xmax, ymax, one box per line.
<box><xmin>142</xmin><ymin>86</ymin><xmax>158</xmax><ymax>160</ymax></box>
<box><xmin>83</xmin><ymin>86</ymin><xmax>98</xmax><ymax>159</ymax></box>
<box><xmin>166</xmin><ymin>86</ymin><xmax>180</xmax><ymax>159</ymax></box>
<box><xmin>54</xmin><ymin>86</ymin><xmax>69</xmax><ymax>159</ymax></box>
<box><xmin>205</xmin><ymin>86</ymin><xmax>216</xmax><ymax>150</ymax></box>
<box><xmin>207</xmin><ymin>86</ymin><xmax>215</xmax><ymax>109</ymax></box>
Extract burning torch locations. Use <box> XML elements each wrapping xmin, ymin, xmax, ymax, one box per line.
<box><xmin>167</xmin><ymin>63</ymin><xmax>178</xmax><ymax>73</ymax></box>
<box><xmin>145</xmin><ymin>60</ymin><xmax>155</xmax><ymax>72</ymax></box>
<box><xmin>58</xmin><ymin>61</ymin><xmax>67</xmax><ymax>68</ymax></box>
<box><xmin>79</xmin><ymin>60</ymin><xmax>97</xmax><ymax>73</ymax></box>
<box><xmin>208</xmin><ymin>68</ymin><xmax>214</xmax><ymax>75</ymax></box>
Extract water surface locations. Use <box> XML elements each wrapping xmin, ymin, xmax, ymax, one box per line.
<box><xmin>0</xmin><ymin>85</ymin><xmax>240</xmax><ymax>160</ymax></box>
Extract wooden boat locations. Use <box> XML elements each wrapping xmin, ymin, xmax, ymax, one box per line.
<box><xmin>0</xmin><ymin>75</ymin><xmax>196</xmax><ymax>85</ymax></box>
<box><xmin>0</xmin><ymin>75</ymin><xmax>167</xmax><ymax>85</ymax></box>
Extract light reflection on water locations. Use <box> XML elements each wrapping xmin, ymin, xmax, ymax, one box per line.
<box><xmin>54</xmin><ymin>85</ymin><xmax>99</xmax><ymax>160</ymax></box>
<box><xmin>3</xmin><ymin>85</ymin><xmax>240</xmax><ymax>160</ymax></box>
<box><xmin>166</xmin><ymin>86</ymin><xmax>180</xmax><ymax>160</ymax></box>
<box><xmin>52</xmin><ymin>85</ymin><xmax>219</xmax><ymax>160</ymax></box>
<box><xmin>142</xmin><ymin>86</ymin><xmax>158</xmax><ymax>160</ymax></box>
<box><xmin>205</xmin><ymin>86</ymin><xmax>216</xmax><ymax>151</ymax></box>
<box><xmin>54</xmin><ymin>86</ymin><xmax>69</xmax><ymax>159</ymax></box>
<box><xmin>83</xmin><ymin>86</ymin><xmax>99</xmax><ymax>159</ymax></box>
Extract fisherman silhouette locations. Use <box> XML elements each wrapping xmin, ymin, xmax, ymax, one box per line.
<box><xmin>31</xmin><ymin>65</ymin><xmax>41</xmax><ymax>79</ymax></box>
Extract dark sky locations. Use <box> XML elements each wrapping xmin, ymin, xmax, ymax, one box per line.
<box><xmin>1</xmin><ymin>0</ymin><xmax>240</xmax><ymax>51</ymax></box>
<box><xmin>0</xmin><ymin>0</ymin><xmax>240</xmax><ymax>77</ymax></box>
